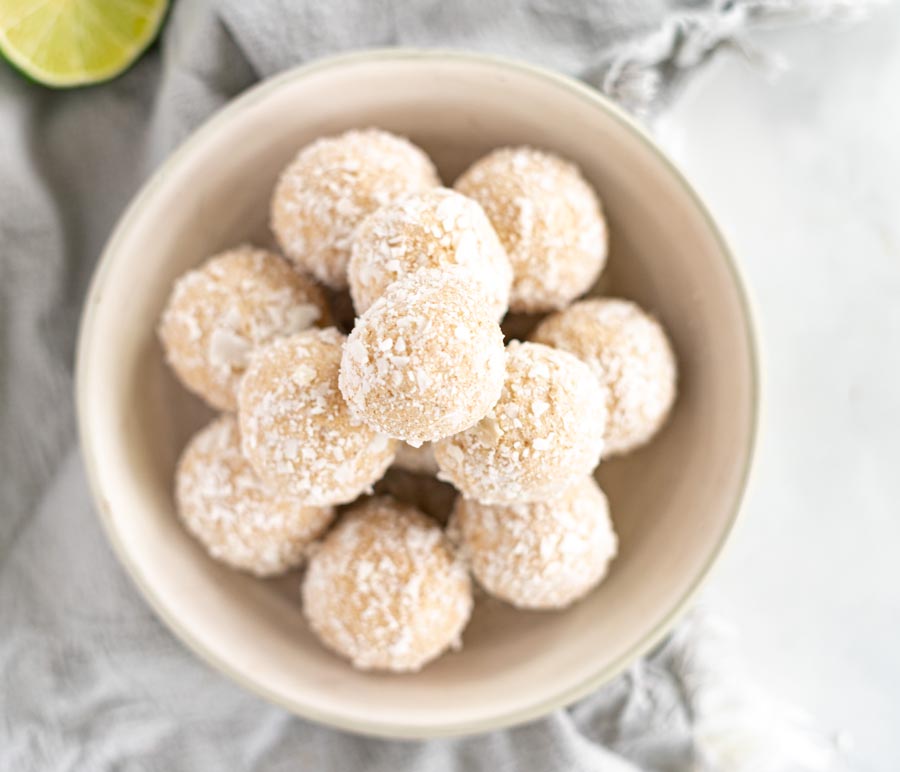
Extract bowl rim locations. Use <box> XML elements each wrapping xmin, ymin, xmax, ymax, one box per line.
<box><xmin>75</xmin><ymin>47</ymin><xmax>760</xmax><ymax>739</ymax></box>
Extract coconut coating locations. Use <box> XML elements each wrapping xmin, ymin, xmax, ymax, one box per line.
<box><xmin>452</xmin><ymin>476</ymin><xmax>617</xmax><ymax>610</ymax></box>
<box><xmin>532</xmin><ymin>298</ymin><xmax>677</xmax><ymax>457</ymax></box>
<box><xmin>454</xmin><ymin>147</ymin><xmax>607</xmax><ymax>313</ymax></box>
<box><xmin>339</xmin><ymin>270</ymin><xmax>506</xmax><ymax>446</ymax></box>
<box><xmin>238</xmin><ymin>328</ymin><xmax>397</xmax><ymax>506</ymax></box>
<box><xmin>270</xmin><ymin>129</ymin><xmax>440</xmax><ymax>290</ymax></box>
<box><xmin>348</xmin><ymin>187</ymin><xmax>512</xmax><ymax>318</ymax></box>
<box><xmin>302</xmin><ymin>497</ymin><xmax>473</xmax><ymax>672</ymax></box>
<box><xmin>158</xmin><ymin>245</ymin><xmax>329</xmax><ymax>411</ymax></box>
<box><xmin>434</xmin><ymin>341</ymin><xmax>606</xmax><ymax>504</ymax></box>
<box><xmin>175</xmin><ymin>415</ymin><xmax>335</xmax><ymax>577</ymax></box>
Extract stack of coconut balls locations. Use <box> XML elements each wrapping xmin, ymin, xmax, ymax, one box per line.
<box><xmin>160</xmin><ymin>129</ymin><xmax>677</xmax><ymax>673</ymax></box>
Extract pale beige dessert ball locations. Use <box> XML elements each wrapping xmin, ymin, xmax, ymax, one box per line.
<box><xmin>302</xmin><ymin>496</ymin><xmax>473</xmax><ymax>672</ymax></box>
<box><xmin>454</xmin><ymin>146</ymin><xmax>607</xmax><ymax>313</ymax></box>
<box><xmin>451</xmin><ymin>476</ymin><xmax>617</xmax><ymax>610</ymax></box>
<box><xmin>158</xmin><ymin>245</ymin><xmax>329</xmax><ymax>411</ymax></box>
<box><xmin>238</xmin><ymin>328</ymin><xmax>397</xmax><ymax>506</ymax></box>
<box><xmin>348</xmin><ymin>187</ymin><xmax>512</xmax><ymax>318</ymax></box>
<box><xmin>434</xmin><ymin>341</ymin><xmax>606</xmax><ymax>504</ymax></box>
<box><xmin>532</xmin><ymin>298</ymin><xmax>677</xmax><ymax>457</ymax></box>
<box><xmin>270</xmin><ymin>128</ymin><xmax>440</xmax><ymax>290</ymax></box>
<box><xmin>175</xmin><ymin>414</ymin><xmax>334</xmax><ymax>577</ymax></box>
<box><xmin>339</xmin><ymin>270</ymin><xmax>506</xmax><ymax>446</ymax></box>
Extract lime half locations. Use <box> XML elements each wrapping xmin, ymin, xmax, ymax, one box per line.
<box><xmin>0</xmin><ymin>0</ymin><xmax>169</xmax><ymax>87</ymax></box>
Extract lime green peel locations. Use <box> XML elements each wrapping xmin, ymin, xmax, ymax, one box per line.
<box><xmin>0</xmin><ymin>0</ymin><xmax>169</xmax><ymax>88</ymax></box>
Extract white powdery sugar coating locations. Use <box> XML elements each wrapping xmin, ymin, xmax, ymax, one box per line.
<box><xmin>158</xmin><ymin>245</ymin><xmax>329</xmax><ymax>411</ymax></box>
<box><xmin>301</xmin><ymin>496</ymin><xmax>473</xmax><ymax>672</ymax></box>
<box><xmin>434</xmin><ymin>341</ymin><xmax>607</xmax><ymax>504</ymax></box>
<box><xmin>348</xmin><ymin>187</ymin><xmax>512</xmax><ymax>318</ymax></box>
<box><xmin>238</xmin><ymin>328</ymin><xmax>397</xmax><ymax>506</ymax></box>
<box><xmin>532</xmin><ymin>298</ymin><xmax>677</xmax><ymax>457</ymax></box>
<box><xmin>454</xmin><ymin>146</ymin><xmax>608</xmax><ymax>313</ymax></box>
<box><xmin>270</xmin><ymin>128</ymin><xmax>440</xmax><ymax>290</ymax></box>
<box><xmin>339</xmin><ymin>270</ymin><xmax>506</xmax><ymax>446</ymax></box>
<box><xmin>175</xmin><ymin>414</ymin><xmax>335</xmax><ymax>577</ymax></box>
<box><xmin>452</xmin><ymin>476</ymin><xmax>617</xmax><ymax>610</ymax></box>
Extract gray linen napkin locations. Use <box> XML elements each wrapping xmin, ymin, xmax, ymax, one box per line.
<box><xmin>0</xmin><ymin>1</ymin><xmax>877</xmax><ymax>770</ymax></box>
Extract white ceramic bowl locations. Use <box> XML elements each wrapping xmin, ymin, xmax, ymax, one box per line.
<box><xmin>76</xmin><ymin>50</ymin><xmax>758</xmax><ymax>738</ymax></box>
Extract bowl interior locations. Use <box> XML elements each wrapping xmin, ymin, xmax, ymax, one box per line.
<box><xmin>77</xmin><ymin>52</ymin><xmax>756</xmax><ymax>737</ymax></box>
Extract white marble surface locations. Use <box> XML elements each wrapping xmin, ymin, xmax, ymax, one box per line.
<box><xmin>660</xmin><ymin>7</ymin><xmax>900</xmax><ymax>770</ymax></box>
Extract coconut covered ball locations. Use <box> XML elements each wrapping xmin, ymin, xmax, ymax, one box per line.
<box><xmin>452</xmin><ymin>476</ymin><xmax>617</xmax><ymax>609</ymax></box>
<box><xmin>434</xmin><ymin>341</ymin><xmax>606</xmax><ymax>504</ymax></box>
<box><xmin>348</xmin><ymin>187</ymin><xmax>512</xmax><ymax>317</ymax></box>
<box><xmin>158</xmin><ymin>245</ymin><xmax>329</xmax><ymax>411</ymax></box>
<box><xmin>339</xmin><ymin>270</ymin><xmax>506</xmax><ymax>446</ymax></box>
<box><xmin>270</xmin><ymin>129</ymin><xmax>440</xmax><ymax>290</ymax></box>
<box><xmin>454</xmin><ymin>147</ymin><xmax>607</xmax><ymax>313</ymax></box>
<box><xmin>302</xmin><ymin>496</ymin><xmax>473</xmax><ymax>672</ymax></box>
<box><xmin>238</xmin><ymin>328</ymin><xmax>397</xmax><ymax>505</ymax></box>
<box><xmin>532</xmin><ymin>298</ymin><xmax>676</xmax><ymax>457</ymax></box>
<box><xmin>175</xmin><ymin>414</ymin><xmax>335</xmax><ymax>577</ymax></box>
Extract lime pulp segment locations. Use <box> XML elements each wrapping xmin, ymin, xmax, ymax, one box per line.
<box><xmin>0</xmin><ymin>0</ymin><xmax>169</xmax><ymax>87</ymax></box>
